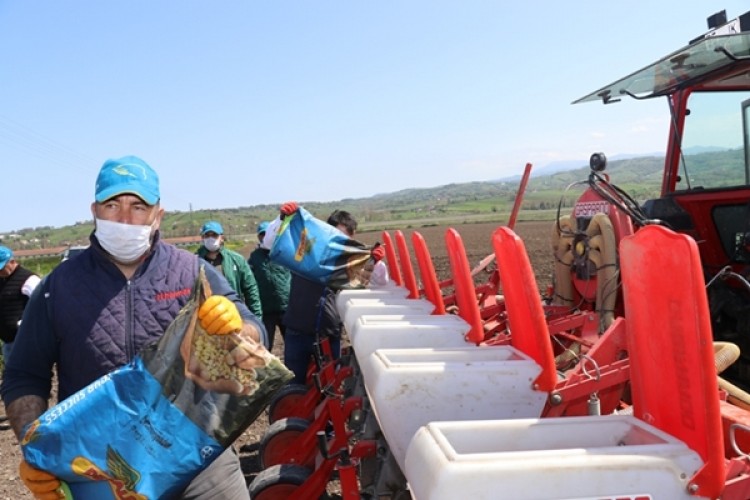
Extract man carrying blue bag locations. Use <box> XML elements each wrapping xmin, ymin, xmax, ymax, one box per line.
<box><xmin>264</xmin><ymin>202</ymin><xmax>385</xmax><ymax>386</ymax></box>
<box><xmin>266</xmin><ymin>203</ymin><xmax>383</xmax><ymax>290</ymax></box>
<box><xmin>1</xmin><ymin>156</ymin><xmax>280</xmax><ymax>499</ymax></box>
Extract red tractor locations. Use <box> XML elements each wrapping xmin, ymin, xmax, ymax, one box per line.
<box><xmin>551</xmin><ymin>8</ymin><xmax>750</xmax><ymax>393</ymax></box>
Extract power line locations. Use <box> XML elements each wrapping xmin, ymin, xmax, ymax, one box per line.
<box><xmin>0</xmin><ymin>114</ymin><xmax>98</xmax><ymax>172</ymax></box>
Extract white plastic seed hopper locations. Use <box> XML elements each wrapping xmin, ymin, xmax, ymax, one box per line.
<box><xmin>404</xmin><ymin>226</ymin><xmax>725</xmax><ymax>500</ymax></box>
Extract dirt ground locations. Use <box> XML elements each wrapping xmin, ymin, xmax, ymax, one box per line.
<box><xmin>354</xmin><ymin>220</ymin><xmax>556</xmax><ymax>291</ymax></box>
<box><xmin>0</xmin><ymin>220</ymin><xmax>555</xmax><ymax>499</ymax></box>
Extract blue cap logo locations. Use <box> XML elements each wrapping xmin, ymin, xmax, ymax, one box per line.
<box><xmin>257</xmin><ymin>221</ymin><xmax>270</xmax><ymax>234</ymax></box>
<box><xmin>95</xmin><ymin>156</ymin><xmax>160</xmax><ymax>205</ymax></box>
<box><xmin>0</xmin><ymin>246</ymin><xmax>13</xmax><ymax>269</ymax></box>
<box><xmin>200</xmin><ymin>221</ymin><xmax>224</xmax><ymax>235</ymax></box>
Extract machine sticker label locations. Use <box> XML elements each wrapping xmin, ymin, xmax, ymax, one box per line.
<box><xmin>574</xmin><ymin>201</ymin><xmax>610</xmax><ymax>218</ymax></box>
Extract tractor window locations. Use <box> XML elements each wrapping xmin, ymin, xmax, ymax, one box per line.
<box><xmin>678</xmin><ymin>90</ymin><xmax>750</xmax><ymax>190</ymax></box>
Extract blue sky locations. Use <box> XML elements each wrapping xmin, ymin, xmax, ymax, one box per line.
<box><xmin>1</xmin><ymin>1</ymin><xmax>747</xmax><ymax>233</ymax></box>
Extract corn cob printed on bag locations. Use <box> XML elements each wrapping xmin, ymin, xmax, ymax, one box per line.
<box><xmin>268</xmin><ymin>207</ymin><xmax>373</xmax><ymax>290</ymax></box>
<box><xmin>20</xmin><ymin>266</ymin><xmax>293</xmax><ymax>499</ymax></box>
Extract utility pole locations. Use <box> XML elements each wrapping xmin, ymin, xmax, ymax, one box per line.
<box><xmin>189</xmin><ymin>203</ymin><xmax>194</xmax><ymax>236</ymax></box>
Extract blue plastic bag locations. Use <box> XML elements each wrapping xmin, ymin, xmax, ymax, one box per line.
<box><xmin>269</xmin><ymin>207</ymin><xmax>373</xmax><ymax>290</ymax></box>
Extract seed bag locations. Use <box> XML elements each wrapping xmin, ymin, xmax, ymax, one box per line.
<box><xmin>267</xmin><ymin>207</ymin><xmax>374</xmax><ymax>290</ymax></box>
<box><xmin>21</xmin><ymin>266</ymin><xmax>293</xmax><ymax>499</ymax></box>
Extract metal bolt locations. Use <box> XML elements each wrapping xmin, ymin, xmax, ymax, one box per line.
<box><xmin>549</xmin><ymin>392</ymin><xmax>563</xmax><ymax>405</ymax></box>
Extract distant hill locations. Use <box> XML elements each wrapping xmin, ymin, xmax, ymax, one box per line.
<box><xmin>498</xmin><ymin>151</ymin><xmax>664</xmax><ymax>181</ymax></box>
<box><xmin>3</xmin><ymin>148</ymin><xmax>742</xmax><ymax>250</ymax></box>
<box><xmin>530</xmin><ymin>159</ymin><xmax>589</xmax><ymax>177</ymax></box>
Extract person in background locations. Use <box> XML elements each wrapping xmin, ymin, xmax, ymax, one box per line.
<box><xmin>366</xmin><ymin>243</ymin><xmax>389</xmax><ymax>287</ymax></box>
<box><xmin>248</xmin><ymin>221</ymin><xmax>291</xmax><ymax>352</ymax></box>
<box><xmin>197</xmin><ymin>221</ymin><xmax>263</xmax><ymax>321</ymax></box>
<box><xmin>1</xmin><ymin>156</ymin><xmax>265</xmax><ymax>500</ymax></box>
<box><xmin>279</xmin><ymin>202</ymin><xmax>373</xmax><ymax>385</ymax></box>
<box><xmin>0</xmin><ymin>246</ymin><xmax>41</xmax><ymax>364</ymax></box>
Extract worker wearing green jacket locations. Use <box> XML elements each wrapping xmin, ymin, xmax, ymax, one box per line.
<box><xmin>197</xmin><ymin>221</ymin><xmax>264</xmax><ymax>323</ymax></box>
<box><xmin>248</xmin><ymin>221</ymin><xmax>291</xmax><ymax>351</ymax></box>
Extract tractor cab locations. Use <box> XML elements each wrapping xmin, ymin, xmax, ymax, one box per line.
<box><xmin>576</xmin><ymin>9</ymin><xmax>750</xmax><ymax>270</ymax></box>
<box><xmin>563</xmin><ymin>9</ymin><xmax>750</xmax><ymax>388</ymax></box>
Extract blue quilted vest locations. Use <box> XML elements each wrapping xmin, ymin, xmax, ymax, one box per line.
<box><xmin>48</xmin><ymin>236</ymin><xmax>198</xmax><ymax>400</ymax></box>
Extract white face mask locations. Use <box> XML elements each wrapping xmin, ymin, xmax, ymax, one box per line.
<box><xmin>95</xmin><ymin>218</ymin><xmax>155</xmax><ymax>264</ymax></box>
<box><xmin>203</xmin><ymin>237</ymin><xmax>221</xmax><ymax>252</ymax></box>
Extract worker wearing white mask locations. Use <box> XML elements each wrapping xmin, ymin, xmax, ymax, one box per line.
<box><xmin>197</xmin><ymin>221</ymin><xmax>263</xmax><ymax>321</ymax></box>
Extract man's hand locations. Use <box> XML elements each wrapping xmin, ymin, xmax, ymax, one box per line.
<box><xmin>371</xmin><ymin>245</ymin><xmax>385</xmax><ymax>262</ymax></box>
<box><xmin>198</xmin><ymin>295</ymin><xmax>242</xmax><ymax>335</ymax></box>
<box><xmin>185</xmin><ymin>328</ymin><xmax>268</xmax><ymax>395</ymax></box>
<box><xmin>280</xmin><ymin>201</ymin><xmax>299</xmax><ymax>217</ymax></box>
<box><xmin>19</xmin><ymin>460</ymin><xmax>69</xmax><ymax>499</ymax></box>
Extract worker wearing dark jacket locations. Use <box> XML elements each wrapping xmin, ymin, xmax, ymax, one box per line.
<box><xmin>2</xmin><ymin>156</ymin><xmax>264</xmax><ymax>499</ymax></box>
<box><xmin>0</xmin><ymin>246</ymin><xmax>41</xmax><ymax>363</ymax></box>
<box><xmin>280</xmin><ymin>205</ymin><xmax>357</xmax><ymax>385</ymax></box>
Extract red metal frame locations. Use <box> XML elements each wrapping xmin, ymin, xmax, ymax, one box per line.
<box><xmin>543</xmin><ymin>317</ymin><xmax>630</xmax><ymax>417</ymax></box>
<box><xmin>381</xmin><ymin>231</ymin><xmax>402</xmax><ymax>286</ymax></box>
<box><xmin>257</xmin><ymin>337</ymin><xmax>376</xmax><ymax>500</ymax></box>
<box><xmin>658</xmin><ymin>87</ymin><xmax>750</xmax><ymax>273</ymax></box>
<box><xmin>393</xmin><ymin>230</ymin><xmax>420</xmax><ymax>299</ymax></box>
<box><xmin>270</xmin><ymin>339</ymin><xmax>353</xmax><ymax>423</ymax></box>
<box><xmin>621</xmin><ymin>226</ymin><xmax>725</xmax><ymax>498</ymax></box>
<box><xmin>445</xmin><ymin>228</ymin><xmax>487</xmax><ymax>344</ymax></box>
<box><xmin>411</xmin><ymin>231</ymin><xmax>447</xmax><ymax>315</ymax></box>
<box><xmin>491</xmin><ymin>226</ymin><xmax>557</xmax><ymax>392</ymax></box>
<box><xmin>507</xmin><ymin>162</ymin><xmax>532</xmax><ymax>230</ymax></box>
<box><xmin>492</xmin><ymin>226</ymin><xmax>630</xmax><ymax>413</ymax></box>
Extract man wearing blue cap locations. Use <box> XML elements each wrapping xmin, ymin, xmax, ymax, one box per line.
<box><xmin>248</xmin><ymin>221</ymin><xmax>291</xmax><ymax>351</ymax></box>
<box><xmin>0</xmin><ymin>246</ymin><xmax>40</xmax><ymax>364</ymax></box>
<box><xmin>1</xmin><ymin>156</ymin><xmax>263</xmax><ymax>500</ymax></box>
<box><xmin>197</xmin><ymin>220</ymin><xmax>263</xmax><ymax>320</ymax></box>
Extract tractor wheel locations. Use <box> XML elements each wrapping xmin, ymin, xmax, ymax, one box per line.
<box><xmin>247</xmin><ymin>464</ymin><xmax>311</xmax><ymax>500</ymax></box>
<box><xmin>259</xmin><ymin>417</ymin><xmax>314</xmax><ymax>469</ymax></box>
<box><xmin>267</xmin><ymin>384</ymin><xmax>313</xmax><ymax>423</ymax></box>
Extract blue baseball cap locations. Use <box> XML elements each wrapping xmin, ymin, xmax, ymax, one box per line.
<box><xmin>201</xmin><ymin>221</ymin><xmax>224</xmax><ymax>235</ymax></box>
<box><xmin>95</xmin><ymin>156</ymin><xmax>160</xmax><ymax>205</ymax></box>
<box><xmin>0</xmin><ymin>246</ymin><xmax>12</xmax><ymax>269</ymax></box>
<box><xmin>257</xmin><ymin>221</ymin><xmax>270</xmax><ymax>235</ymax></box>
